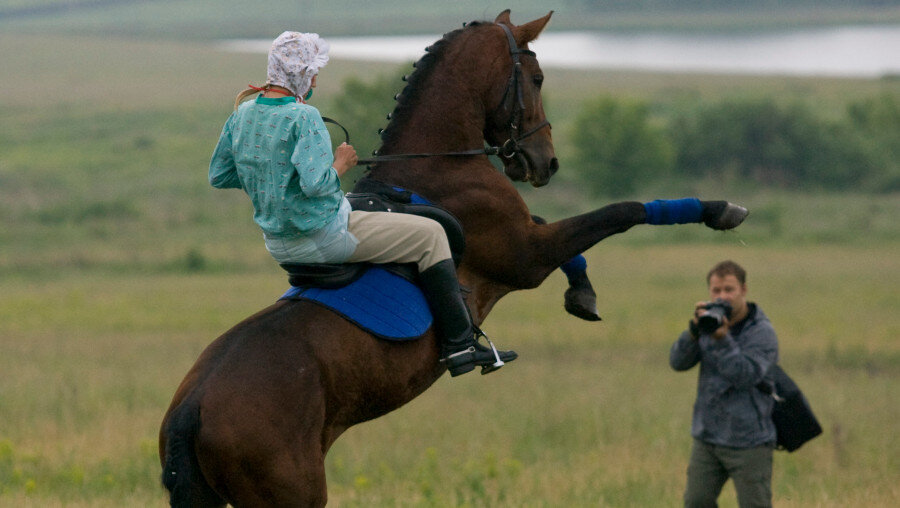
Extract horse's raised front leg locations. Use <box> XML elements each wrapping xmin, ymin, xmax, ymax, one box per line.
<box><xmin>533</xmin><ymin>198</ymin><xmax>748</xmax><ymax>284</ymax></box>
<box><xmin>533</xmin><ymin>214</ymin><xmax>600</xmax><ymax>321</ymax></box>
<box><xmin>462</xmin><ymin>198</ymin><xmax>745</xmax><ymax>321</ymax></box>
<box><xmin>560</xmin><ymin>255</ymin><xmax>601</xmax><ymax>321</ymax></box>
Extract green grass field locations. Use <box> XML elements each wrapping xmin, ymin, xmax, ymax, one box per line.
<box><xmin>1</xmin><ymin>29</ymin><xmax>899</xmax><ymax>507</ymax></box>
<box><xmin>2</xmin><ymin>246</ymin><xmax>898</xmax><ymax>506</ymax></box>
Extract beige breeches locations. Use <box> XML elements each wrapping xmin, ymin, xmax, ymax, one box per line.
<box><xmin>345</xmin><ymin>210</ymin><xmax>452</xmax><ymax>272</ymax></box>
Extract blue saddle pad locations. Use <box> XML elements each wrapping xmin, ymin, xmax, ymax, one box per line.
<box><xmin>279</xmin><ymin>267</ymin><xmax>432</xmax><ymax>341</ymax></box>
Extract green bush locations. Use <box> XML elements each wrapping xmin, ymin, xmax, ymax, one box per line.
<box><xmin>846</xmin><ymin>92</ymin><xmax>900</xmax><ymax>192</ymax></box>
<box><xmin>570</xmin><ymin>96</ymin><xmax>675</xmax><ymax>196</ymax></box>
<box><xmin>565</xmin><ymin>93</ymin><xmax>900</xmax><ymax>197</ymax></box>
<box><xmin>324</xmin><ymin>67</ymin><xmax>408</xmax><ymax>189</ymax></box>
<box><xmin>669</xmin><ymin>97</ymin><xmax>877</xmax><ymax>191</ymax></box>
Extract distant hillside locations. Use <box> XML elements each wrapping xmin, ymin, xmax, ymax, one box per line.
<box><xmin>2</xmin><ymin>0</ymin><xmax>899</xmax><ymax>39</ymax></box>
<box><xmin>0</xmin><ymin>0</ymin><xmax>143</xmax><ymax>19</ymax></box>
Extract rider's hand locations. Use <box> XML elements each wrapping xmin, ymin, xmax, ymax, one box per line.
<box><xmin>333</xmin><ymin>143</ymin><xmax>358</xmax><ymax>177</ymax></box>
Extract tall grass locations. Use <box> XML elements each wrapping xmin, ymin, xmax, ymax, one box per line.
<box><xmin>1</xmin><ymin>246</ymin><xmax>897</xmax><ymax>506</ymax></box>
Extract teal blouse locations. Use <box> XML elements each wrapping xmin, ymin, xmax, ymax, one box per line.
<box><xmin>209</xmin><ymin>96</ymin><xmax>342</xmax><ymax>237</ymax></box>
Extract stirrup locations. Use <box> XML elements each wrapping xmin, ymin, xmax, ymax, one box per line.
<box><xmin>439</xmin><ymin>328</ymin><xmax>508</xmax><ymax>376</ymax></box>
<box><xmin>474</xmin><ymin>327</ymin><xmax>505</xmax><ymax>375</ymax></box>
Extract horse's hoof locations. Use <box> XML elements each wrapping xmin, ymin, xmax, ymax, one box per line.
<box><xmin>564</xmin><ymin>287</ymin><xmax>602</xmax><ymax>322</ymax></box>
<box><xmin>707</xmin><ymin>202</ymin><xmax>749</xmax><ymax>230</ymax></box>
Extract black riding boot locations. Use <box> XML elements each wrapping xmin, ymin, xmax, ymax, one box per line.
<box><xmin>419</xmin><ymin>259</ymin><xmax>518</xmax><ymax>377</ymax></box>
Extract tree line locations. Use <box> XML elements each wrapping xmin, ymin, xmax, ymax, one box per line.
<box><xmin>570</xmin><ymin>92</ymin><xmax>900</xmax><ymax>196</ymax></box>
<box><xmin>567</xmin><ymin>0</ymin><xmax>898</xmax><ymax>12</ymax></box>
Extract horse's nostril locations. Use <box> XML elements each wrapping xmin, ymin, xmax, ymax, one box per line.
<box><xmin>549</xmin><ymin>158</ymin><xmax>559</xmax><ymax>173</ymax></box>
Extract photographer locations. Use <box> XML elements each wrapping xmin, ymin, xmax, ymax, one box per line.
<box><xmin>669</xmin><ymin>260</ymin><xmax>779</xmax><ymax>508</ymax></box>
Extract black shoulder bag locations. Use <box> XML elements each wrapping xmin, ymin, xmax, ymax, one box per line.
<box><xmin>757</xmin><ymin>364</ymin><xmax>823</xmax><ymax>452</ymax></box>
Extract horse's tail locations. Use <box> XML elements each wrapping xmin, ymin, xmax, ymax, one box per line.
<box><xmin>161</xmin><ymin>396</ymin><xmax>223</xmax><ymax>507</ymax></box>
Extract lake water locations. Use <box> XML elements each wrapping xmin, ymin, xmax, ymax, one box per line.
<box><xmin>221</xmin><ymin>25</ymin><xmax>900</xmax><ymax>78</ymax></box>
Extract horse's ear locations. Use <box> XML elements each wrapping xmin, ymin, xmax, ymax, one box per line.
<box><xmin>515</xmin><ymin>11</ymin><xmax>553</xmax><ymax>46</ymax></box>
<box><xmin>494</xmin><ymin>9</ymin><xmax>512</xmax><ymax>25</ymax></box>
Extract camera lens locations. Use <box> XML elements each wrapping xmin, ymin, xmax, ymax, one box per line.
<box><xmin>697</xmin><ymin>313</ymin><xmax>724</xmax><ymax>335</ymax></box>
<box><xmin>697</xmin><ymin>299</ymin><xmax>732</xmax><ymax>335</ymax></box>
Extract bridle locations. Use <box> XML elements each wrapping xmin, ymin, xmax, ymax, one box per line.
<box><xmin>330</xmin><ymin>23</ymin><xmax>550</xmax><ymax>167</ymax></box>
<box><xmin>491</xmin><ymin>22</ymin><xmax>551</xmax><ymax>166</ymax></box>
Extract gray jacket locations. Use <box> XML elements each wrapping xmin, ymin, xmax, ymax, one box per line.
<box><xmin>670</xmin><ymin>303</ymin><xmax>779</xmax><ymax>448</ymax></box>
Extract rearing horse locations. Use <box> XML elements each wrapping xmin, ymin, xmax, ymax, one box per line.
<box><xmin>160</xmin><ymin>11</ymin><xmax>747</xmax><ymax>507</ymax></box>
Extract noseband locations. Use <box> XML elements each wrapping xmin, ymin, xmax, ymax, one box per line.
<box><xmin>343</xmin><ymin>23</ymin><xmax>549</xmax><ymax>166</ymax></box>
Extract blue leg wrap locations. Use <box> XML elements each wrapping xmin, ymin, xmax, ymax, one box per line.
<box><xmin>643</xmin><ymin>198</ymin><xmax>703</xmax><ymax>225</ymax></box>
<box><xmin>560</xmin><ymin>254</ymin><xmax>588</xmax><ymax>284</ymax></box>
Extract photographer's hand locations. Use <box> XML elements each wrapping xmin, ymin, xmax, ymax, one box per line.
<box><xmin>689</xmin><ymin>302</ymin><xmax>705</xmax><ymax>340</ymax></box>
<box><xmin>712</xmin><ymin>317</ymin><xmax>730</xmax><ymax>340</ymax></box>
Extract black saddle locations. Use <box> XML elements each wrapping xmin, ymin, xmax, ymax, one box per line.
<box><xmin>279</xmin><ymin>183</ymin><xmax>465</xmax><ymax>288</ymax></box>
<box><xmin>279</xmin><ymin>261</ymin><xmax>420</xmax><ymax>289</ymax></box>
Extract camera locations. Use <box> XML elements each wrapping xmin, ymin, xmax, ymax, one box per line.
<box><xmin>697</xmin><ymin>299</ymin><xmax>733</xmax><ymax>335</ymax></box>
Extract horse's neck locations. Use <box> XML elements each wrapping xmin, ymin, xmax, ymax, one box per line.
<box><xmin>372</xmin><ymin>72</ymin><xmax>486</xmax><ymax>188</ymax></box>
<box><xmin>365</xmin><ymin>50</ymin><xmax>532</xmax><ymax>324</ymax></box>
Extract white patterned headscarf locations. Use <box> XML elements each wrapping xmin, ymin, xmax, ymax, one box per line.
<box><xmin>266</xmin><ymin>32</ymin><xmax>330</xmax><ymax>97</ymax></box>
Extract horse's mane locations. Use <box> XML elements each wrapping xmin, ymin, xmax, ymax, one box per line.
<box><xmin>376</xmin><ymin>20</ymin><xmax>490</xmax><ymax>155</ymax></box>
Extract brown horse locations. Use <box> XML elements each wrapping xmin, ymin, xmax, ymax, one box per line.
<box><xmin>159</xmin><ymin>10</ymin><xmax>747</xmax><ymax>507</ymax></box>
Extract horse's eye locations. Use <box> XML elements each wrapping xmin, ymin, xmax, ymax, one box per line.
<box><xmin>533</xmin><ymin>74</ymin><xmax>544</xmax><ymax>89</ymax></box>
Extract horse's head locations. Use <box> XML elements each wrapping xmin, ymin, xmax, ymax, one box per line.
<box><xmin>484</xmin><ymin>10</ymin><xmax>558</xmax><ymax>187</ymax></box>
<box><xmin>373</xmin><ymin>11</ymin><xmax>558</xmax><ymax>187</ymax></box>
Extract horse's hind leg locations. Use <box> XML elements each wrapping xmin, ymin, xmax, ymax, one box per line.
<box><xmin>160</xmin><ymin>396</ymin><xmax>227</xmax><ymax>508</ymax></box>
<box><xmin>217</xmin><ymin>450</ymin><xmax>328</xmax><ymax>508</ymax></box>
<box><xmin>197</xmin><ymin>423</ymin><xmax>328</xmax><ymax>507</ymax></box>
<box><xmin>195</xmin><ymin>378</ymin><xmax>330</xmax><ymax>507</ymax></box>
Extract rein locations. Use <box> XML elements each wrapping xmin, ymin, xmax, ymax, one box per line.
<box><xmin>324</xmin><ymin>118</ymin><xmax>547</xmax><ymax>164</ymax></box>
<box><xmin>324</xmin><ymin>23</ymin><xmax>549</xmax><ymax>167</ymax></box>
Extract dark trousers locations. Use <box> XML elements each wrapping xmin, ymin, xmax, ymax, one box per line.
<box><xmin>683</xmin><ymin>438</ymin><xmax>773</xmax><ymax>508</ymax></box>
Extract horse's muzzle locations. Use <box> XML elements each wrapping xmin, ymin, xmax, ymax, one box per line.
<box><xmin>527</xmin><ymin>156</ymin><xmax>559</xmax><ymax>187</ymax></box>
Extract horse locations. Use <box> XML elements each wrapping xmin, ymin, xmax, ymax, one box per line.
<box><xmin>159</xmin><ymin>10</ymin><xmax>748</xmax><ymax>507</ymax></box>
